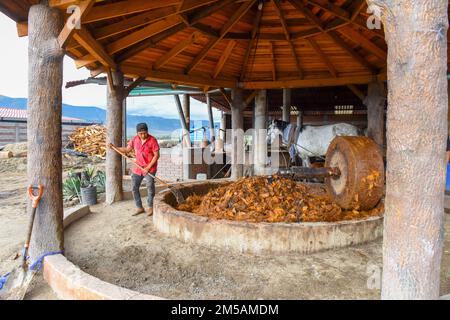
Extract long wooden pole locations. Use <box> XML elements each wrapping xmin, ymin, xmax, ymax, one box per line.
<box><xmin>27</xmin><ymin>3</ymin><xmax>65</xmax><ymax>262</ymax></box>
<box><xmin>368</xmin><ymin>0</ymin><xmax>448</xmax><ymax>299</ymax></box>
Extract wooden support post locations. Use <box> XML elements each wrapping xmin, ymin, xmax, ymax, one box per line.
<box><xmin>231</xmin><ymin>88</ymin><xmax>246</xmax><ymax>179</ymax></box>
<box><xmin>106</xmin><ymin>70</ymin><xmax>124</xmax><ymax>204</ymax></box>
<box><xmin>206</xmin><ymin>93</ymin><xmax>215</xmax><ymax>145</ymax></box>
<box><xmin>27</xmin><ymin>4</ymin><xmax>65</xmax><ymax>261</ymax></box>
<box><xmin>122</xmin><ymin>98</ymin><xmax>127</xmax><ymax>176</ymax></box>
<box><xmin>282</xmin><ymin>88</ymin><xmax>291</xmax><ymax>123</ymax></box>
<box><xmin>174</xmin><ymin>94</ymin><xmax>191</xmax><ymax>148</ymax></box>
<box><xmin>182</xmin><ymin>94</ymin><xmax>190</xmax><ymax>134</ymax></box>
<box><xmin>254</xmin><ymin>90</ymin><xmax>268</xmax><ymax>175</ymax></box>
<box><xmin>364</xmin><ymin>81</ymin><xmax>386</xmax><ymax>148</ymax></box>
<box><xmin>368</xmin><ymin>0</ymin><xmax>448</xmax><ymax>300</ymax></box>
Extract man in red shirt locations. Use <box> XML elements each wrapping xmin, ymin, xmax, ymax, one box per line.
<box><xmin>113</xmin><ymin>123</ymin><xmax>160</xmax><ymax>216</ymax></box>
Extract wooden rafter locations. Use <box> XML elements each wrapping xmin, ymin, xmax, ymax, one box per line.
<box><xmin>83</xmin><ymin>0</ymin><xmax>181</xmax><ymax>24</ymax></box>
<box><xmin>125</xmin><ymin>77</ymin><xmax>146</xmax><ymax>96</ymax></box>
<box><xmin>240</xmin><ymin>0</ymin><xmax>264</xmax><ymax>81</ymax></box>
<box><xmin>272</xmin><ymin>0</ymin><xmax>303</xmax><ymax>79</ymax></box>
<box><xmin>307</xmin><ymin>0</ymin><xmax>350</xmax><ymax>21</ymax></box>
<box><xmin>185</xmin><ymin>0</ymin><xmax>256</xmax><ymax>74</ymax></box>
<box><xmin>306</xmin><ymin>38</ymin><xmax>337</xmax><ymax>77</ymax></box>
<box><xmin>269</xmin><ymin>41</ymin><xmax>276</xmax><ymax>81</ymax></box>
<box><xmin>73</xmin><ymin>27</ymin><xmax>115</xmax><ymax>68</ymax></box>
<box><xmin>347</xmin><ymin>84</ymin><xmax>365</xmax><ymax>101</ymax></box>
<box><xmin>338</xmin><ymin>26</ymin><xmax>387</xmax><ymax>61</ymax></box>
<box><xmin>327</xmin><ymin>31</ymin><xmax>377</xmax><ymax>74</ymax></box>
<box><xmin>105</xmin><ymin>15</ymin><xmax>182</xmax><ymax>55</ymax></box>
<box><xmin>154</xmin><ymin>32</ymin><xmax>199</xmax><ymax>70</ymax></box>
<box><xmin>213</xmin><ymin>40</ymin><xmax>236</xmax><ymax>79</ymax></box>
<box><xmin>187</xmin><ymin>0</ymin><xmax>235</xmax><ymax>25</ymax></box>
<box><xmin>57</xmin><ymin>0</ymin><xmax>95</xmax><ymax>48</ymax></box>
<box><xmin>288</xmin><ymin>0</ymin><xmax>324</xmax><ymax>31</ymax></box>
<box><xmin>350</xmin><ymin>0</ymin><xmax>366</xmax><ymax>21</ymax></box>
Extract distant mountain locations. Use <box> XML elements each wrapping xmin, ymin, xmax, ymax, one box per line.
<box><xmin>0</xmin><ymin>95</ymin><xmax>197</xmax><ymax>137</ymax></box>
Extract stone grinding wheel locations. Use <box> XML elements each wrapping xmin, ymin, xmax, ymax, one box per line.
<box><xmin>325</xmin><ymin>136</ymin><xmax>385</xmax><ymax>211</ymax></box>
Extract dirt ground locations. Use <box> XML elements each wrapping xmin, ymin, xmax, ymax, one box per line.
<box><xmin>1</xmin><ymin>169</ymin><xmax>450</xmax><ymax>300</ymax></box>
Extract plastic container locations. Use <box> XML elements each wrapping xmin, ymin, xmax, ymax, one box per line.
<box><xmin>81</xmin><ymin>186</ymin><xmax>97</xmax><ymax>206</ymax></box>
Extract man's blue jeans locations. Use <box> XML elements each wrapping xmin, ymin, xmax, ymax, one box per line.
<box><xmin>131</xmin><ymin>172</ymin><xmax>156</xmax><ymax>209</ymax></box>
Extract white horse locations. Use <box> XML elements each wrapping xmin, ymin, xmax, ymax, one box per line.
<box><xmin>267</xmin><ymin>120</ymin><xmax>360</xmax><ymax>167</ymax></box>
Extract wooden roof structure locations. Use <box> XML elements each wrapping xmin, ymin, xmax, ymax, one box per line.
<box><xmin>0</xmin><ymin>0</ymin><xmax>391</xmax><ymax>91</ymax></box>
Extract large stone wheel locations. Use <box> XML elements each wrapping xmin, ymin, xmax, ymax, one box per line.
<box><xmin>325</xmin><ymin>136</ymin><xmax>385</xmax><ymax>211</ymax></box>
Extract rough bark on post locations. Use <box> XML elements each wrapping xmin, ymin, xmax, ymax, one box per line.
<box><xmin>254</xmin><ymin>90</ymin><xmax>268</xmax><ymax>175</ymax></box>
<box><xmin>282</xmin><ymin>88</ymin><xmax>291</xmax><ymax>123</ymax></box>
<box><xmin>364</xmin><ymin>81</ymin><xmax>386</xmax><ymax>148</ymax></box>
<box><xmin>231</xmin><ymin>89</ymin><xmax>245</xmax><ymax>179</ymax></box>
<box><xmin>27</xmin><ymin>3</ymin><xmax>65</xmax><ymax>262</ymax></box>
<box><xmin>368</xmin><ymin>0</ymin><xmax>448</xmax><ymax>300</ymax></box>
<box><xmin>106</xmin><ymin>70</ymin><xmax>124</xmax><ymax>204</ymax></box>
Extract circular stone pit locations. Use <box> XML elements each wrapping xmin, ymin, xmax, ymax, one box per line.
<box><xmin>153</xmin><ymin>181</ymin><xmax>384</xmax><ymax>254</ymax></box>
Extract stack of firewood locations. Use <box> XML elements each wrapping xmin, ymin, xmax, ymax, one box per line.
<box><xmin>68</xmin><ymin>125</ymin><xmax>107</xmax><ymax>158</ymax></box>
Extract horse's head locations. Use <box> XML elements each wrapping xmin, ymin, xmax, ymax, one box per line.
<box><xmin>267</xmin><ymin>119</ymin><xmax>289</xmax><ymax>144</ymax></box>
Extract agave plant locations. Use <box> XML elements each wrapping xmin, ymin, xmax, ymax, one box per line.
<box><xmin>63</xmin><ymin>170</ymin><xmax>82</xmax><ymax>201</ymax></box>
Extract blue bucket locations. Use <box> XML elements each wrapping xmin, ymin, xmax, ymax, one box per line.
<box><xmin>446</xmin><ymin>163</ymin><xmax>450</xmax><ymax>191</ymax></box>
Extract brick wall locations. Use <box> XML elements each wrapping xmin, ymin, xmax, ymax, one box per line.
<box><xmin>156</xmin><ymin>148</ymin><xmax>183</xmax><ymax>182</ymax></box>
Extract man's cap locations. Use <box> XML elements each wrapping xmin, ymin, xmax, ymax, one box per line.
<box><xmin>136</xmin><ymin>123</ymin><xmax>148</xmax><ymax>132</ymax></box>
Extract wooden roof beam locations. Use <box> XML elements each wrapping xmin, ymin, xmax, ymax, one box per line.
<box><xmin>306</xmin><ymin>38</ymin><xmax>337</xmax><ymax>77</ymax></box>
<box><xmin>154</xmin><ymin>32</ymin><xmax>199</xmax><ymax>70</ymax></box>
<box><xmin>307</xmin><ymin>0</ymin><xmax>350</xmax><ymax>21</ymax></box>
<box><xmin>240</xmin><ymin>0</ymin><xmax>264</xmax><ymax>81</ymax></box>
<box><xmin>73</xmin><ymin>27</ymin><xmax>116</xmax><ymax>68</ymax></box>
<box><xmin>350</xmin><ymin>0</ymin><xmax>366</xmax><ymax>21</ymax></box>
<box><xmin>288</xmin><ymin>0</ymin><xmax>324</xmax><ymax>31</ymax></box>
<box><xmin>105</xmin><ymin>15</ymin><xmax>182</xmax><ymax>55</ymax></box>
<box><xmin>83</xmin><ymin>0</ymin><xmax>181</xmax><ymax>24</ymax></box>
<box><xmin>269</xmin><ymin>41</ymin><xmax>277</xmax><ymax>81</ymax></box>
<box><xmin>58</xmin><ymin>0</ymin><xmax>95</xmax><ymax>48</ymax></box>
<box><xmin>243</xmin><ymin>73</ymin><xmax>387</xmax><ymax>89</ymax></box>
<box><xmin>213</xmin><ymin>40</ymin><xmax>236</xmax><ymax>79</ymax></box>
<box><xmin>185</xmin><ymin>0</ymin><xmax>256</xmax><ymax>74</ymax></box>
<box><xmin>338</xmin><ymin>26</ymin><xmax>387</xmax><ymax>61</ymax></box>
<box><xmin>272</xmin><ymin>0</ymin><xmax>303</xmax><ymax>79</ymax></box>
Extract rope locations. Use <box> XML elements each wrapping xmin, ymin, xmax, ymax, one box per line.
<box><xmin>29</xmin><ymin>251</ymin><xmax>64</xmax><ymax>271</ymax></box>
<box><xmin>0</xmin><ymin>251</ymin><xmax>63</xmax><ymax>291</ymax></box>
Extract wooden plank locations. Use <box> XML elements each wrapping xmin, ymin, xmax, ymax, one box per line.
<box><xmin>154</xmin><ymin>33</ymin><xmax>199</xmax><ymax>70</ymax></box>
<box><xmin>288</xmin><ymin>0</ymin><xmax>324</xmax><ymax>31</ymax></box>
<box><xmin>269</xmin><ymin>41</ymin><xmax>276</xmax><ymax>81</ymax></box>
<box><xmin>16</xmin><ymin>21</ymin><xmax>27</xmax><ymax>37</ymax></box>
<box><xmin>347</xmin><ymin>84</ymin><xmax>365</xmax><ymax>101</ymax></box>
<box><xmin>350</xmin><ymin>0</ymin><xmax>366</xmax><ymax>21</ymax></box>
<box><xmin>120</xmin><ymin>64</ymin><xmax>236</xmax><ymax>88</ymax></box>
<box><xmin>179</xmin><ymin>0</ymin><xmax>219</xmax><ymax>12</ymax></box>
<box><xmin>93</xmin><ymin>6</ymin><xmax>178</xmax><ymax>40</ymax></box>
<box><xmin>188</xmin><ymin>0</ymin><xmax>235</xmax><ymax>25</ymax></box>
<box><xmin>125</xmin><ymin>77</ymin><xmax>146</xmax><ymax>96</ymax></box>
<box><xmin>306</xmin><ymin>38</ymin><xmax>337</xmax><ymax>77</ymax></box>
<box><xmin>73</xmin><ymin>27</ymin><xmax>115</xmax><ymax>68</ymax></box>
<box><xmin>243</xmin><ymin>73</ymin><xmax>387</xmax><ymax>89</ymax></box>
<box><xmin>213</xmin><ymin>40</ymin><xmax>236</xmax><ymax>79</ymax></box>
<box><xmin>74</xmin><ymin>54</ymin><xmax>96</xmax><ymax>68</ymax></box>
<box><xmin>84</xmin><ymin>0</ymin><xmax>181</xmax><ymax>23</ymax></box>
<box><xmin>105</xmin><ymin>15</ymin><xmax>182</xmax><ymax>55</ymax></box>
<box><xmin>58</xmin><ymin>0</ymin><xmax>95</xmax><ymax>48</ymax></box>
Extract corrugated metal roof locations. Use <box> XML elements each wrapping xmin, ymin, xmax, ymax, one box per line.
<box><xmin>0</xmin><ymin>107</ymin><xmax>84</xmax><ymax>122</ymax></box>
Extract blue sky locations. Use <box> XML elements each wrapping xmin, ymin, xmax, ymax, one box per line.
<box><xmin>0</xmin><ymin>13</ymin><xmax>220</xmax><ymax>120</ymax></box>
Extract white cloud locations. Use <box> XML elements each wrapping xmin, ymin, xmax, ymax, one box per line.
<box><xmin>0</xmin><ymin>13</ymin><xmax>221</xmax><ymax>121</ymax></box>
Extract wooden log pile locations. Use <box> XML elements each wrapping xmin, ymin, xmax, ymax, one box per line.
<box><xmin>177</xmin><ymin>176</ymin><xmax>384</xmax><ymax>223</ymax></box>
<box><xmin>68</xmin><ymin>125</ymin><xmax>107</xmax><ymax>158</ymax></box>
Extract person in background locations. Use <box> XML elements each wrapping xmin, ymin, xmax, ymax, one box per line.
<box><xmin>110</xmin><ymin>123</ymin><xmax>160</xmax><ymax>216</ymax></box>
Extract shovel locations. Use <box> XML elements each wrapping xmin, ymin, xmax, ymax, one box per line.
<box><xmin>109</xmin><ymin>144</ymin><xmax>185</xmax><ymax>204</ymax></box>
<box><xmin>0</xmin><ymin>185</ymin><xmax>43</xmax><ymax>300</ymax></box>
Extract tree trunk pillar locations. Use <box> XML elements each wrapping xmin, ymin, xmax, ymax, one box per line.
<box><xmin>254</xmin><ymin>90</ymin><xmax>268</xmax><ymax>175</ymax></box>
<box><xmin>106</xmin><ymin>70</ymin><xmax>124</xmax><ymax>204</ymax></box>
<box><xmin>27</xmin><ymin>3</ymin><xmax>65</xmax><ymax>261</ymax></box>
<box><xmin>364</xmin><ymin>81</ymin><xmax>386</xmax><ymax>147</ymax></box>
<box><xmin>282</xmin><ymin>88</ymin><xmax>291</xmax><ymax>123</ymax></box>
<box><xmin>368</xmin><ymin>0</ymin><xmax>448</xmax><ymax>300</ymax></box>
<box><xmin>231</xmin><ymin>89</ymin><xmax>245</xmax><ymax>180</ymax></box>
